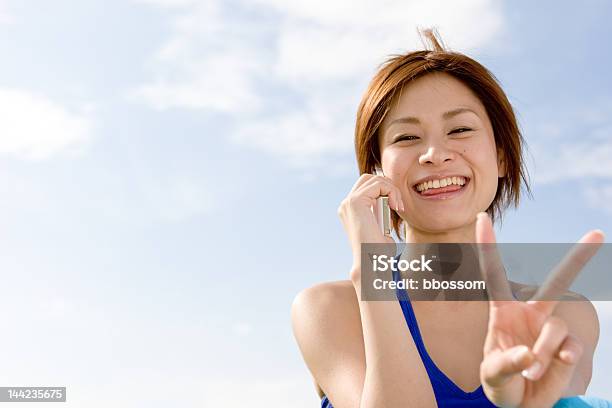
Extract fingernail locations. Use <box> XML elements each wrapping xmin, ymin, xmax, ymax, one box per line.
<box><xmin>521</xmin><ymin>361</ymin><xmax>541</xmax><ymax>381</ymax></box>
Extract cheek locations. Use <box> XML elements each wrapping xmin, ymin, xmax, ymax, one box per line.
<box><xmin>467</xmin><ymin>144</ymin><xmax>500</xmax><ymax>201</ymax></box>
<box><xmin>463</xmin><ymin>135</ymin><xmax>498</xmax><ymax>169</ymax></box>
<box><xmin>382</xmin><ymin>148</ymin><xmax>413</xmax><ymax>176</ymax></box>
<box><xmin>460</xmin><ymin>139</ymin><xmax>498</xmax><ymax>181</ymax></box>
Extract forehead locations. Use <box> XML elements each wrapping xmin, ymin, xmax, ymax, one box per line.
<box><xmin>382</xmin><ymin>72</ymin><xmax>487</xmax><ymax>128</ymax></box>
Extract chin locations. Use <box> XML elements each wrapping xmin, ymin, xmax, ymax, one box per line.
<box><xmin>409</xmin><ymin>213</ymin><xmax>474</xmax><ymax>236</ymax></box>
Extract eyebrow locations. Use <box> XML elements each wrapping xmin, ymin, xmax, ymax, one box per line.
<box><xmin>387</xmin><ymin>107</ymin><xmax>479</xmax><ymax>127</ymax></box>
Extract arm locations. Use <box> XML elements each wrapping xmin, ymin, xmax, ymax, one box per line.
<box><xmin>349</xmin><ymin>267</ymin><xmax>437</xmax><ymax>408</ymax></box>
<box><xmin>335</xmin><ymin>173</ymin><xmax>436</xmax><ymax>407</ymax></box>
<box><xmin>291</xmin><ymin>281</ymin><xmax>366</xmax><ymax>408</ymax></box>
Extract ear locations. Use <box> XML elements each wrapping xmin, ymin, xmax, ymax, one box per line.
<box><xmin>497</xmin><ymin>148</ymin><xmax>507</xmax><ymax>178</ymax></box>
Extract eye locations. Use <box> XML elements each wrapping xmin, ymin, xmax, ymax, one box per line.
<box><xmin>449</xmin><ymin>127</ymin><xmax>472</xmax><ymax>135</ymax></box>
<box><xmin>393</xmin><ymin>135</ymin><xmax>420</xmax><ymax>143</ymax></box>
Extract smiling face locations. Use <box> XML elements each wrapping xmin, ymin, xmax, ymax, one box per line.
<box><xmin>378</xmin><ymin>72</ymin><xmax>505</xmax><ymax>240</ymax></box>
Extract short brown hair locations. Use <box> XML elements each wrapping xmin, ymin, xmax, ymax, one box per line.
<box><xmin>354</xmin><ymin>28</ymin><xmax>531</xmax><ymax>238</ymax></box>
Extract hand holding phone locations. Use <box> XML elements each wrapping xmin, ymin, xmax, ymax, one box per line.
<box><xmin>337</xmin><ymin>164</ymin><xmax>403</xmax><ymax>275</ymax></box>
<box><xmin>374</xmin><ymin>166</ymin><xmax>392</xmax><ymax>237</ymax></box>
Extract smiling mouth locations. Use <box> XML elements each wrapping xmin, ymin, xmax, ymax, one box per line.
<box><xmin>413</xmin><ymin>177</ymin><xmax>471</xmax><ymax>197</ymax></box>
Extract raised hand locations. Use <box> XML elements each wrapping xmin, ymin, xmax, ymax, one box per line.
<box><xmin>476</xmin><ymin>213</ymin><xmax>604</xmax><ymax>408</ymax></box>
<box><xmin>337</xmin><ymin>172</ymin><xmax>404</xmax><ymax>278</ymax></box>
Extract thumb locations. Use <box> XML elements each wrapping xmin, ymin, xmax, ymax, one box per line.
<box><xmin>481</xmin><ymin>345</ymin><xmax>536</xmax><ymax>387</ymax></box>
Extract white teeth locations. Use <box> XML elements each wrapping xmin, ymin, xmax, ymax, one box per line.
<box><xmin>416</xmin><ymin>176</ymin><xmax>467</xmax><ymax>193</ymax></box>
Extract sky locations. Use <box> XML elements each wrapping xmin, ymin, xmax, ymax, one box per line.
<box><xmin>0</xmin><ymin>0</ymin><xmax>611</xmax><ymax>407</ymax></box>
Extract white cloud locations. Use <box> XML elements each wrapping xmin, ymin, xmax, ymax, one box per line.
<box><xmin>585</xmin><ymin>184</ymin><xmax>612</xmax><ymax>214</ymax></box>
<box><xmin>128</xmin><ymin>0</ymin><xmax>264</xmax><ymax>113</ymax></box>
<box><xmin>0</xmin><ymin>0</ymin><xmax>13</xmax><ymax>24</ymax></box>
<box><xmin>257</xmin><ymin>0</ymin><xmax>503</xmax><ymax>85</ymax></box>
<box><xmin>232</xmin><ymin>321</ymin><xmax>252</xmax><ymax>336</ymax></box>
<box><xmin>230</xmin><ymin>89</ymin><xmax>356</xmax><ymax>167</ymax></box>
<box><xmin>0</xmin><ymin>88</ymin><xmax>93</xmax><ymax>160</ymax></box>
<box><xmin>94</xmin><ymin>173</ymin><xmax>215</xmax><ymax>223</ymax></box>
<box><xmin>133</xmin><ymin>0</ymin><xmax>197</xmax><ymax>7</ymax></box>
<box><xmin>525</xmin><ymin>101</ymin><xmax>612</xmax><ymax>185</ymax></box>
<box><xmin>531</xmin><ymin>141</ymin><xmax>612</xmax><ymax>184</ymax></box>
<box><xmin>142</xmin><ymin>176</ymin><xmax>214</xmax><ymax>221</ymax></box>
<box><xmin>131</xmin><ymin>0</ymin><xmax>505</xmax><ymax>169</ymax></box>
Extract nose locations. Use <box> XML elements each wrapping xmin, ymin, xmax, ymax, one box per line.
<box><xmin>418</xmin><ymin>143</ymin><xmax>456</xmax><ymax>166</ymax></box>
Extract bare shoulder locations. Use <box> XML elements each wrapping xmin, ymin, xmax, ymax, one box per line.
<box><xmin>553</xmin><ymin>294</ymin><xmax>600</xmax><ymax>348</ymax></box>
<box><xmin>291</xmin><ymin>279</ymin><xmax>362</xmax><ymax>346</ymax></box>
<box><xmin>554</xmin><ymin>294</ymin><xmax>600</xmax><ymax>392</ymax></box>
<box><xmin>291</xmin><ymin>280</ymin><xmax>365</xmax><ymax>402</ymax></box>
<box><xmin>510</xmin><ymin>282</ymin><xmax>599</xmax><ymax>341</ymax></box>
<box><xmin>292</xmin><ymin>279</ymin><xmax>358</xmax><ymax>314</ymax></box>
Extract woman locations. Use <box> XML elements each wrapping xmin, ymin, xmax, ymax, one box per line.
<box><xmin>291</xmin><ymin>30</ymin><xmax>605</xmax><ymax>407</ymax></box>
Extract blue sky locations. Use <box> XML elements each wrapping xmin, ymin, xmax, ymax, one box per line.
<box><xmin>0</xmin><ymin>0</ymin><xmax>611</xmax><ymax>406</ymax></box>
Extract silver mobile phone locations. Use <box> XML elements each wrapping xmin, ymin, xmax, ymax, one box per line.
<box><xmin>374</xmin><ymin>166</ymin><xmax>392</xmax><ymax>237</ymax></box>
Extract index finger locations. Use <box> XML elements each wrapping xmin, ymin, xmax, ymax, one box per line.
<box><xmin>475</xmin><ymin>212</ymin><xmax>514</xmax><ymax>303</ymax></box>
<box><xmin>528</xmin><ymin>230</ymin><xmax>605</xmax><ymax>315</ymax></box>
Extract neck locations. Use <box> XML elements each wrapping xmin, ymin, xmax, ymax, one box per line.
<box><xmin>404</xmin><ymin>221</ymin><xmax>476</xmax><ymax>243</ymax></box>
